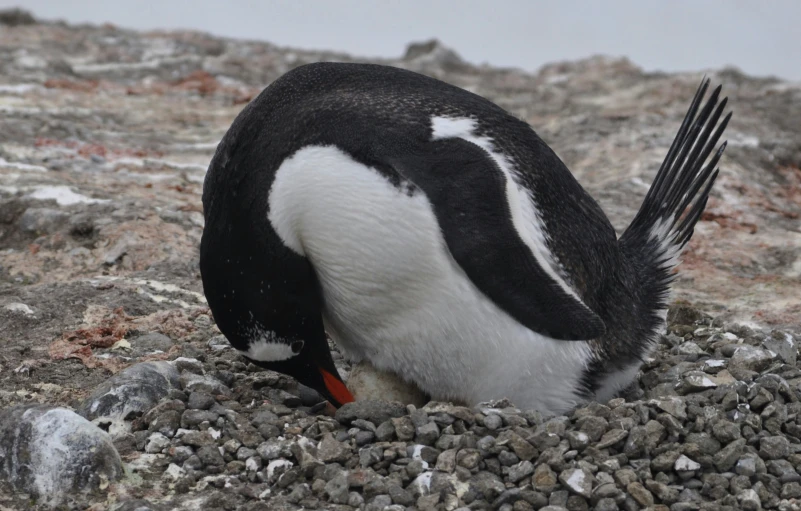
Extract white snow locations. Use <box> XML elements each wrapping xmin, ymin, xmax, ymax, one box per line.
<box><xmin>5</xmin><ymin>303</ymin><xmax>34</xmax><ymax>315</ymax></box>
<box><xmin>28</xmin><ymin>185</ymin><xmax>108</xmax><ymax>206</ymax></box>
<box><xmin>0</xmin><ymin>157</ymin><xmax>47</xmax><ymax>172</ymax></box>
<box><xmin>0</xmin><ymin>83</ymin><xmax>41</xmax><ymax>94</ymax></box>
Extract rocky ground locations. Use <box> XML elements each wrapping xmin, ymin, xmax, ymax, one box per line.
<box><xmin>0</xmin><ymin>7</ymin><xmax>800</xmax><ymax>511</ymax></box>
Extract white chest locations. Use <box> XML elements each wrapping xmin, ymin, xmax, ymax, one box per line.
<box><xmin>268</xmin><ymin>145</ymin><xmax>608</xmax><ymax>414</ymax></box>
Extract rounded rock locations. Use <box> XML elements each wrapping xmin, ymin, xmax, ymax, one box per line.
<box><xmin>77</xmin><ymin>361</ymin><xmax>181</xmax><ymax>438</ymax></box>
<box><xmin>0</xmin><ymin>404</ymin><xmax>123</xmax><ymax>506</ymax></box>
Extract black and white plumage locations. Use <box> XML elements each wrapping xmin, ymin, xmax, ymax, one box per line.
<box><xmin>200</xmin><ymin>63</ymin><xmax>730</xmax><ymax>414</ymax></box>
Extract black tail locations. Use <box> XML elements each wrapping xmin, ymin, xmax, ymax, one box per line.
<box><xmin>620</xmin><ymin>78</ymin><xmax>731</xmax><ymax>289</ymax></box>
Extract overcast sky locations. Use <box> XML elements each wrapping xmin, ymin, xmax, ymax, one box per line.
<box><xmin>4</xmin><ymin>0</ymin><xmax>800</xmax><ymax>80</ymax></box>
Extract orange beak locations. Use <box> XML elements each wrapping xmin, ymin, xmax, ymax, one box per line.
<box><xmin>319</xmin><ymin>367</ymin><xmax>355</xmax><ymax>407</ymax></box>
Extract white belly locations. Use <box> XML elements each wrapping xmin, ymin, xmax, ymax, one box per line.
<box><xmin>268</xmin><ymin>145</ymin><xmax>596</xmax><ymax>414</ymax></box>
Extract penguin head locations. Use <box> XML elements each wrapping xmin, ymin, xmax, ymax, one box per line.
<box><xmin>205</xmin><ymin>297</ymin><xmax>355</xmax><ymax>408</ymax></box>
<box><xmin>200</xmin><ymin>243</ymin><xmax>354</xmax><ymax>408</ymax></box>
<box><xmin>246</xmin><ymin>340</ymin><xmax>355</xmax><ymax>408</ymax></box>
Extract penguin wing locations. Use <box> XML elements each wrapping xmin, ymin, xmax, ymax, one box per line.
<box><xmin>388</xmin><ymin>137</ymin><xmax>606</xmax><ymax>341</ymax></box>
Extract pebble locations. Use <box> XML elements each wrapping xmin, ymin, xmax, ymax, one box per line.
<box><xmin>558</xmin><ymin>468</ymin><xmax>593</xmax><ymax>498</ymax></box>
<box><xmin>3</xmin><ymin>304</ymin><xmax>799</xmax><ymax>510</ymax></box>
<box><xmin>484</xmin><ymin>413</ymin><xmax>503</xmax><ymax>430</ymax></box>
<box><xmin>675</xmin><ymin>454</ymin><xmax>701</xmax><ymax>472</ymax></box>
<box><xmin>77</xmin><ymin>361</ymin><xmax>181</xmax><ymax>438</ymax></box>
<box><xmin>729</xmin><ymin>346</ymin><xmax>774</xmax><ymax>373</ymax></box>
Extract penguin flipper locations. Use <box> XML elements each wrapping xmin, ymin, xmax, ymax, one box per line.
<box><xmin>389</xmin><ymin>138</ymin><xmax>606</xmax><ymax>341</ymax></box>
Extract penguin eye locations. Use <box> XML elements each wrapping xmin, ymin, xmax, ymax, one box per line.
<box><xmin>291</xmin><ymin>340</ymin><xmax>304</xmax><ymax>354</ymax></box>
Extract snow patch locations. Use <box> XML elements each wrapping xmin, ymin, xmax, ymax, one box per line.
<box><xmin>0</xmin><ymin>157</ymin><xmax>47</xmax><ymax>172</ymax></box>
<box><xmin>28</xmin><ymin>186</ymin><xmax>108</xmax><ymax>206</ymax></box>
<box><xmin>5</xmin><ymin>303</ymin><xmax>34</xmax><ymax>315</ymax></box>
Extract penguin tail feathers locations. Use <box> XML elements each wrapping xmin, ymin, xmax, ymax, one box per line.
<box><xmin>620</xmin><ymin>77</ymin><xmax>731</xmax><ymax>289</ymax></box>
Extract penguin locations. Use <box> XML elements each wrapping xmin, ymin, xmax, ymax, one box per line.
<box><xmin>199</xmin><ymin>62</ymin><xmax>730</xmax><ymax>415</ymax></box>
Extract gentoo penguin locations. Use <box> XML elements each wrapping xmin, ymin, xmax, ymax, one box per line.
<box><xmin>200</xmin><ymin>62</ymin><xmax>730</xmax><ymax>415</ymax></box>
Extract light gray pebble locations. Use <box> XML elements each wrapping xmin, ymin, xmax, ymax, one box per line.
<box><xmin>484</xmin><ymin>413</ymin><xmax>503</xmax><ymax>430</ymax></box>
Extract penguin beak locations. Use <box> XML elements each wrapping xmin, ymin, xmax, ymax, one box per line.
<box><xmin>318</xmin><ymin>367</ymin><xmax>355</xmax><ymax>407</ymax></box>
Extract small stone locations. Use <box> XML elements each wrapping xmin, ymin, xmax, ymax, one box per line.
<box><xmin>392</xmin><ymin>416</ymin><xmax>415</xmax><ymax>441</ymax></box>
<box><xmin>674</xmin><ymin>455</ymin><xmax>701</xmax><ymax>472</ymax></box>
<box><xmin>595</xmin><ymin>497</ymin><xmax>619</xmax><ymax>511</ymax></box>
<box><xmin>484</xmin><ymin>414</ymin><xmax>503</xmax><ymax>430</ymax></box>
<box><xmin>181</xmin><ymin>430</ymin><xmax>214</xmax><ymax>447</ymax></box>
<box><xmin>713</xmin><ymin>438</ymin><xmax>746</xmax><ymax>471</ymax></box>
<box><xmin>348</xmin><ymin>492</ymin><xmax>366</xmax><ymax>507</ymax></box>
<box><xmin>763</xmin><ymin>331</ymin><xmax>797</xmax><ymax>365</ymax></box>
<box><xmin>416</xmin><ymin>421</ymin><xmax>440</xmax><ymax>445</ymax></box>
<box><xmin>181</xmin><ymin>409</ymin><xmax>219</xmax><ymax>428</ymax></box>
<box><xmin>549</xmin><ymin>490</ymin><xmax>569</xmax><ymax>507</ymax></box>
<box><xmin>354</xmin><ymin>430</ymin><xmax>375</xmax><ymax>446</ymax></box>
<box><xmin>182</xmin><ymin>454</ymin><xmax>202</xmax><ymax>470</ymax></box>
<box><xmin>652</xmin><ymin>398</ymin><xmax>687</xmax><ymax>421</ymax></box>
<box><xmin>626</xmin><ymin>482</ymin><xmax>654</xmax><ymax>507</ymax></box>
<box><xmin>287</xmin><ymin>483</ymin><xmax>312</xmax><ymax>503</ymax></box>
<box><xmin>508</xmin><ymin>460</ymin><xmax>535</xmax><ymax>483</ymax></box>
<box><xmin>730</xmin><ymin>346</ymin><xmax>774</xmax><ymax>373</ymax></box>
<box><xmin>375</xmin><ymin>420</ymin><xmax>395</xmax><ymax>441</ymax></box>
<box><xmin>317</xmin><ymin>433</ymin><xmax>350</xmax><ymax>463</ymax></box>
<box><xmin>677</xmin><ymin>341</ymin><xmax>707</xmax><ymax>356</ymax></box>
<box><xmin>652</xmin><ymin>450</ymin><xmax>681</xmax><ymax>472</ymax></box>
<box><xmin>703</xmin><ymin>359</ymin><xmax>727</xmax><ymax>374</ymax></box>
<box><xmin>78</xmin><ymin>361</ymin><xmax>181</xmax><ymax>439</ymax></box>
<box><xmin>171</xmin><ymin>445</ymin><xmax>193</xmax><ymax>463</ymax></box>
<box><xmin>457</xmin><ymin>448</ymin><xmax>481</xmax><ymax>470</ymax></box>
<box><xmin>149</xmin><ymin>410</ymin><xmax>180</xmax><ymax>437</ymax></box>
<box><xmin>18</xmin><ymin>207</ymin><xmax>68</xmax><ymax>234</ymax></box>
<box><xmin>497</xmin><ymin>430</ymin><xmax>537</xmax><ymax>461</ymax></box>
<box><xmin>677</xmin><ymin>372</ymin><xmax>718</xmax><ymax>394</ymax></box>
<box><xmin>566</xmin><ymin>431</ymin><xmax>590</xmax><ymax>450</ymax></box>
<box><xmin>196</xmin><ymin>445</ymin><xmax>224</xmax><ymax>466</ymax></box>
<box><xmin>736</xmin><ymin>489</ymin><xmax>761</xmax><ymax>511</ymax></box>
<box><xmin>596</xmin><ymin>429</ymin><xmax>628</xmax><ymax>448</ymax></box>
<box><xmin>735</xmin><ymin>457</ymin><xmax>757</xmax><ymax>477</ymax></box>
<box><xmin>179</xmin><ymin>372</ymin><xmax>230</xmax><ymax>396</ymax></box>
<box><xmin>145</xmin><ymin>432</ymin><xmax>170</xmax><ymax>453</ymax></box>
<box><xmin>533</xmin><ymin>463</ymin><xmax>558</xmax><ymax>491</ymax></box>
<box><xmin>759</xmin><ymin>436</ymin><xmax>790</xmax><ymax>460</ymax></box>
<box><xmin>645</xmin><ymin>479</ymin><xmax>679</xmax><ymax>504</ymax></box>
<box><xmin>172</xmin><ymin>357</ymin><xmax>204</xmax><ymax>374</ymax></box>
<box><xmin>325</xmin><ymin>474</ymin><xmax>350</xmax><ymax>504</ymax></box>
<box><xmin>131</xmin><ymin>332</ymin><xmax>174</xmax><ymax>354</ymax></box>
<box><xmin>389</xmin><ymin>484</ymin><xmax>415</xmax><ymax>506</ymax></box>
<box><xmin>436</xmin><ymin>449</ymin><xmax>457</xmax><ymax>472</ymax></box>
<box><xmin>187</xmin><ymin>392</ymin><xmax>216</xmax><ymax>410</ymax></box>
<box><xmin>712</xmin><ymin>420</ymin><xmax>741</xmax><ymax>443</ymax></box>
<box><xmin>335</xmin><ymin>400</ymin><xmax>406</xmax><ymax>426</ymax></box>
<box><xmin>577</xmin><ymin>416</ymin><xmax>607</xmax><ymax>442</ymax></box>
<box><xmin>781</xmin><ymin>482</ymin><xmax>801</xmax><ymax>499</ymax></box>
<box><xmin>559</xmin><ymin>468</ymin><xmax>593</xmax><ymax>498</ymax></box>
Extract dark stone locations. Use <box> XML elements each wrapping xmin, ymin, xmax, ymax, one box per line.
<box><xmin>77</xmin><ymin>361</ymin><xmax>181</xmax><ymax>438</ymax></box>
<box><xmin>335</xmin><ymin>400</ymin><xmax>407</xmax><ymax>426</ymax></box>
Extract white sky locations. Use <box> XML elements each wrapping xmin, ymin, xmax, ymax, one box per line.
<box><xmin>4</xmin><ymin>0</ymin><xmax>801</xmax><ymax>80</ymax></box>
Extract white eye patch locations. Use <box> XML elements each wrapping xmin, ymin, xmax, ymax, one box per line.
<box><xmin>245</xmin><ymin>333</ymin><xmax>301</xmax><ymax>362</ymax></box>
